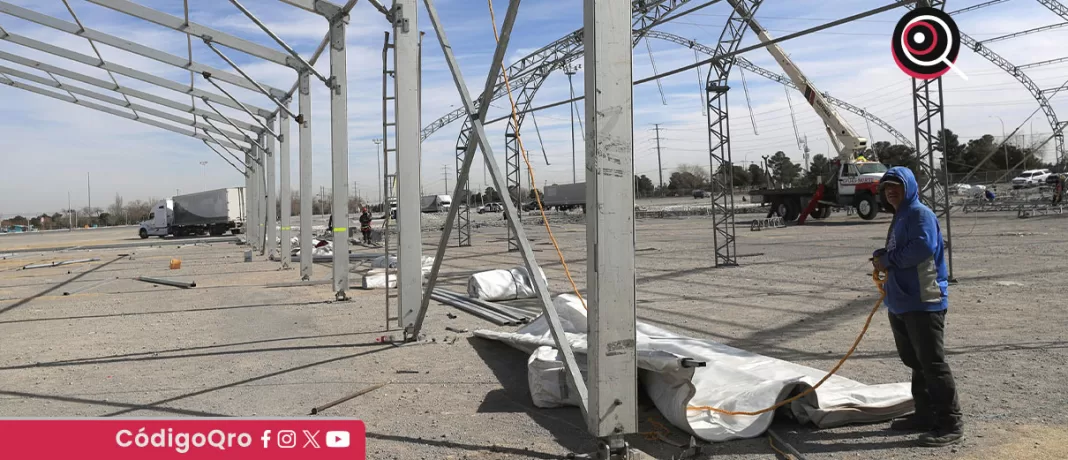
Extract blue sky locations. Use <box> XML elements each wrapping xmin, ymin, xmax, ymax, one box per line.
<box><xmin>1</xmin><ymin>0</ymin><xmax>1067</xmax><ymax>215</ymax></box>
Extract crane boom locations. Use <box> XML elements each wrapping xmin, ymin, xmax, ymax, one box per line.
<box><xmin>727</xmin><ymin>1</ymin><xmax>868</xmax><ymax>162</ymax></box>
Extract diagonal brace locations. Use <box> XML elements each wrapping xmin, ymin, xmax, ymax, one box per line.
<box><xmin>417</xmin><ymin>0</ymin><xmax>589</xmax><ymax>416</ymax></box>
<box><xmin>201</xmin><ymin>97</ymin><xmax>268</xmax><ymax>155</ymax></box>
<box><xmin>203</xmin><ymin>40</ymin><xmax>301</xmax><ymax>122</ymax></box>
<box><xmin>227</xmin><ymin>0</ymin><xmax>330</xmax><ymax>85</ymax></box>
<box><xmin>202</xmin><ymin>139</ymin><xmax>249</xmax><ymax>177</ymax></box>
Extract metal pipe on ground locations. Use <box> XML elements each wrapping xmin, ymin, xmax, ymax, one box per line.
<box><xmin>433</xmin><ymin>289</ymin><xmax>534</xmax><ymax>322</ymax></box>
<box><xmin>22</xmin><ymin>258</ymin><xmax>101</xmax><ymax>270</ymax></box>
<box><xmin>135</xmin><ymin>276</ymin><xmax>196</xmax><ymax>289</ymax></box>
<box><xmin>310</xmin><ymin>383</ymin><xmax>386</xmax><ymax>415</ymax></box>
<box><xmin>428</xmin><ymin>292</ymin><xmax>517</xmax><ymax>326</ymax></box>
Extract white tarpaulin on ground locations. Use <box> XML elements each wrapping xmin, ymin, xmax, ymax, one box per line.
<box><xmin>467</xmin><ymin>267</ymin><xmax>548</xmax><ymax>301</ymax></box>
<box><xmin>475</xmin><ymin>294</ymin><xmax>913</xmax><ymax>442</ymax></box>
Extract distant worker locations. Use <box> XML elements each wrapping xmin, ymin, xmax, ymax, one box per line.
<box><xmin>984</xmin><ymin>188</ymin><xmax>996</xmax><ymax>203</ymax></box>
<box><xmin>359</xmin><ymin>207</ymin><xmax>373</xmax><ymax>245</ymax></box>
<box><xmin>873</xmin><ymin>166</ymin><xmax>963</xmax><ymax>447</ymax></box>
<box><xmin>856</xmin><ymin>154</ymin><xmax>868</xmax><ymax>162</ymax></box>
<box><xmin>1052</xmin><ymin>174</ymin><xmax>1065</xmax><ymax>206</ymax></box>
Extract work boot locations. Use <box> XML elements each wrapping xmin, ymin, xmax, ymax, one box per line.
<box><xmin>889</xmin><ymin>414</ymin><xmax>935</xmax><ymax>432</ymax></box>
<box><xmin>918</xmin><ymin>426</ymin><xmax>964</xmax><ymax>447</ymax></box>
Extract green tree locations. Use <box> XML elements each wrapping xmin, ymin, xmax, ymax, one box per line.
<box><xmin>748</xmin><ymin>164</ymin><xmax>767</xmax><ymax>188</ymax></box>
<box><xmin>768</xmin><ymin>151</ymin><xmax>802</xmax><ymax>186</ymax></box>
<box><xmin>484</xmin><ymin>187</ymin><xmax>501</xmax><ymax>202</ymax></box>
<box><xmin>634</xmin><ymin>175</ymin><xmax>655</xmax><ymax>196</ymax></box>
<box><xmin>804</xmin><ymin>154</ymin><xmax>833</xmax><ymax>186</ymax></box>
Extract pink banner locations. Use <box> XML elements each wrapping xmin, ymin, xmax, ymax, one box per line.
<box><xmin>0</xmin><ymin>419</ymin><xmax>366</xmax><ymax>459</ymax></box>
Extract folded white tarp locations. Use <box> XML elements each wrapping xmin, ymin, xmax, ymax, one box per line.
<box><xmin>475</xmin><ymin>294</ymin><xmax>913</xmax><ymax>442</ymax></box>
<box><xmin>467</xmin><ymin>267</ymin><xmax>548</xmax><ymax>301</ymax></box>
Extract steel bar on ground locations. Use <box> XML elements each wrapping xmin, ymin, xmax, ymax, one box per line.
<box><xmin>585</xmin><ymin>0</ymin><xmax>637</xmax><ymax>442</ymax></box>
<box><xmin>279</xmin><ymin>104</ymin><xmax>293</xmax><ymax>270</ymax></box>
<box><xmin>22</xmin><ymin>258</ymin><xmax>101</xmax><ymax>269</ymax></box>
<box><xmin>298</xmin><ymin>72</ymin><xmax>314</xmax><ymax>280</ymax></box>
<box><xmin>310</xmin><ymin>383</ymin><xmax>387</xmax><ymax>415</ymax></box>
<box><xmin>767</xmin><ymin>430</ymin><xmax>808</xmax><ymax>460</ymax></box>
<box><xmin>428</xmin><ymin>292</ymin><xmax>517</xmax><ymax>325</ymax></box>
<box><xmin>419</xmin><ymin>0</ymin><xmax>590</xmax><ymax>418</ymax></box>
<box><xmin>135</xmin><ymin>276</ymin><xmax>196</xmax><ymax>289</ymax></box>
<box><xmin>395</xmin><ymin>0</ymin><xmax>422</xmax><ymax>327</ymax></box>
<box><xmin>431</xmin><ymin>289</ymin><xmax>532</xmax><ymax>322</ymax></box>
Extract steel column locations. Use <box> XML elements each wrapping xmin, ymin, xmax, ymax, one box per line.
<box><xmin>584</xmin><ymin>0</ymin><xmax>637</xmax><ymax>444</ymax></box>
<box><xmin>298</xmin><ymin>73</ymin><xmax>313</xmax><ymax>280</ymax></box>
<box><xmin>279</xmin><ymin>105</ymin><xmax>293</xmax><ymax>270</ymax></box>
<box><xmin>265</xmin><ymin>116</ymin><xmax>278</xmax><ymax>257</ymax></box>
<box><xmin>329</xmin><ymin>16</ymin><xmax>350</xmax><ymax>300</ymax></box>
<box><xmin>394</xmin><ymin>0</ymin><xmax>422</xmax><ymax>329</ymax></box>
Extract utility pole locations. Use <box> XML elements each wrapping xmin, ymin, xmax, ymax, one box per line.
<box><xmin>373</xmin><ymin>138</ymin><xmax>383</xmax><ymax>206</ymax></box>
<box><xmin>564</xmin><ymin>62</ymin><xmax>581</xmax><ymax>184</ymax></box>
<box><xmin>86</xmin><ymin>173</ymin><xmax>91</xmax><ymax>219</ymax></box>
<box><xmin>992</xmin><ymin>116</ymin><xmax>1008</xmax><ymax>173</ymax></box>
<box><xmin>442</xmin><ymin>164</ymin><xmax>449</xmax><ymax>195</ymax></box>
<box><xmin>653</xmin><ymin>123</ymin><xmax>664</xmax><ymax>194</ymax></box>
<box><xmin>68</xmin><ymin>191</ymin><xmax>72</xmax><ymax>231</ymax></box>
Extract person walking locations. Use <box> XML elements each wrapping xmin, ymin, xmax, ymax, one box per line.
<box><xmin>359</xmin><ymin>207</ymin><xmax>373</xmax><ymax>245</ymax></box>
<box><xmin>873</xmin><ymin>166</ymin><xmax>963</xmax><ymax>447</ymax></box>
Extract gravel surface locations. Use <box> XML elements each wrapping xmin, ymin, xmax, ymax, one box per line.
<box><xmin>1</xmin><ymin>209</ymin><xmax>1066</xmax><ymax>459</ymax></box>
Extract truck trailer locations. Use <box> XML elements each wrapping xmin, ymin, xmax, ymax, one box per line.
<box><xmin>139</xmin><ymin>187</ymin><xmax>246</xmax><ymax>238</ymax></box>
<box><xmin>542</xmin><ymin>183</ymin><xmax>586</xmax><ymax>211</ymax></box>
<box><xmin>419</xmin><ymin>195</ymin><xmax>452</xmax><ymax>213</ymax></box>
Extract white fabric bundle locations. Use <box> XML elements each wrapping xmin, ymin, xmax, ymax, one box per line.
<box><xmin>467</xmin><ymin>266</ymin><xmax>547</xmax><ymax>301</ymax></box>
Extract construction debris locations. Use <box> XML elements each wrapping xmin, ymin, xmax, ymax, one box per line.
<box><xmin>751</xmin><ymin>217</ymin><xmax>787</xmax><ymax>231</ymax></box>
<box><xmin>135</xmin><ymin>276</ymin><xmax>196</xmax><ymax>289</ymax></box>
<box><xmin>310</xmin><ymin>383</ymin><xmax>386</xmax><ymax>415</ymax></box>
<box><xmin>22</xmin><ymin>258</ymin><xmax>101</xmax><ymax>270</ymax></box>
<box><xmin>430</xmin><ymin>288</ymin><xmax>536</xmax><ymax>326</ymax></box>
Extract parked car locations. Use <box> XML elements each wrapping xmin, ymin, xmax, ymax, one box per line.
<box><xmin>693</xmin><ymin>189</ymin><xmax>710</xmax><ymax>199</ymax></box>
<box><xmin>1012</xmin><ymin>169</ymin><xmax>1051</xmax><ymax>189</ymax></box>
<box><xmin>1046</xmin><ymin>173</ymin><xmax>1066</xmax><ymax>185</ymax></box>
<box><xmin>478</xmin><ymin>202</ymin><xmax>503</xmax><ymax>214</ymax></box>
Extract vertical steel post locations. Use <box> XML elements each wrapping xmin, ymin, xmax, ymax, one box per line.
<box><xmin>265</xmin><ymin>117</ymin><xmax>277</xmax><ymax>257</ymax></box>
<box><xmin>249</xmin><ymin>144</ymin><xmax>261</xmax><ymax>253</ymax></box>
<box><xmin>394</xmin><ymin>0</ymin><xmax>422</xmax><ymax>331</ymax></box>
<box><xmin>329</xmin><ymin>15</ymin><xmax>350</xmax><ymax>300</ymax></box>
<box><xmin>279</xmin><ymin>103</ymin><xmax>292</xmax><ymax>270</ymax></box>
<box><xmin>299</xmin><ymin>72</ymin><xmax>313</xmax><ymax>280</ymax></box>
<box><xmin>584</xmin><ymin>0</ymin><xmax>637</xmax><ymax>446</ymax></box>
<box><xmin>244</xmin><ymin>151</ymin><xmax>253</xmax><ymax>240</ymax></box>
<box><xmin>258</xmin><ymin>132</ymin><xmax>269</xmax><ymax>255</ymax></box>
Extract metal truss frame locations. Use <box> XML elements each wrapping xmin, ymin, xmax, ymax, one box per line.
<box><xmin>644</xmin><ymin>30</ymin><xmax>915</xmax><ymax>147</ymax></box>
<box><xmin>415</xmin><ymin>0</ymin><xmax>595</xmax><ymax>430</ymax></box>
<box><xmin>453</xmin><ymin>0</ymin><xmax>696</xmax><ymax>251</ymax></box>
<box><xmin>705</xmin><ymin>0</ymin><xmax>763</xmax><ymax>268</ymax></box>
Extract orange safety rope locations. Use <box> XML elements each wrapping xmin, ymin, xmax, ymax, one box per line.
<box><xmin>487</xmin><ymin>0</ymin><xmax>587</xmax><ymax>309</ymax></box>
<box><xmin>686</xmin><ymin>270</ymin><xmax>888</xmax><ymax>416</ymax></box>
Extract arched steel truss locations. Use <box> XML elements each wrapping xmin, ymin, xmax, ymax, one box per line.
<box><xmin>451</xmin><ymin>0</ymin><xmax>696</xmax><ymax>248</ymax></box>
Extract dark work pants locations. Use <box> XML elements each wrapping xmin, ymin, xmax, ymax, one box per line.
<box><xmin>888</xmin><ymin>310</ymin><xmax>963</xmax><ymax>431</ymax></box>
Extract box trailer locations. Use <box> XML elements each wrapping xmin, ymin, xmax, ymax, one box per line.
<box><xmin>139</xmin><ymin>187</ymin><xmax>246</xmax><ymax>238</ymax></box>
<box><xmin>419</xmin><ymin>195</ymin><xmax>452</xmax><ymax>213</ymax></box>
<box><xmin>542</xmin><ymin>183</ymin><xmax>585</xmax><ymax>211</ymax></box>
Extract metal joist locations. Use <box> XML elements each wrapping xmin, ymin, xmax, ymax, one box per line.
<box><xmin>0</xmin><ymin>63</ymin><xmax>249</xmax><ymax>146</ymax></box>
<box><xmin>642</xmin><ymin>30</ymin><xmax>915</xmax><ymax>148</ymax></box>
<box><xmin>86</xmin><ymin>0</ymin><xmax>296</xmax><ymax>77</ymax></box>
<box><xmin>0</xmin><ymin>50</ymin><xmax>262</xmax><ymax>133</ymax></box>
<box><xmin>0</xmin><ymin>74</ymin><xmax>245</xmax><ymax>151</ymax></box>
<box><xmin>979</xmin><ymin>22</ymin><xmax>1068</xmax><ymax>44</ymax></box>
<box><xmin>0</xmin><ymin>1</ymin><xmax>278</xmax><ymax>97</ymax></box>
<box><xmin>947</xmin><ymin>0</ymin><xmax>1009</xmax><ymax>15</ymax></box>
<box><xmin>1038</xmin><ymin>0</ymin><xmax>1068</xmax><ymax>21</ymax></box>
<box><xmin>0</xmin><ymin>26</ymin><xmax>273</xmax><ymax>117</ymax></box>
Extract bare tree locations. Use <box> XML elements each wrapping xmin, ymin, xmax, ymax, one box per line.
<box><xmin>676</xmin><ymin>164</ymin><xmax>710</xmax><ymax>184</ymax></box>
<box><xmin>107</xmin><ymin>194</ymin><xmax>125</xmax><ymax>226</ymax></box>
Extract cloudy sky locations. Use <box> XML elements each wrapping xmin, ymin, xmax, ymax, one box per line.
<box><xmin>1</xmin><ymin>0</ymin><xmax>1066</xmax><ymax>216</ymax></box>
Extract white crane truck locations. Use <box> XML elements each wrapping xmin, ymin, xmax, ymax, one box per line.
<box><xmin>739</xmin><ymin>7</ymin><xmax>889</xmax><ymax>222</ymax></box>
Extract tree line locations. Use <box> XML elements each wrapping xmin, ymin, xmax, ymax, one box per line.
<box><xmin>634</xmin><ymin>128</ymin><xmax>1053</xmax><ymax>195</ymax></box>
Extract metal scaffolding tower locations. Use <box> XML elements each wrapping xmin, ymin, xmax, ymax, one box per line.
<box><xmin>705</xmin><ymin>0</ymin><xmax>764</xmax><ymax>268</ymax></box>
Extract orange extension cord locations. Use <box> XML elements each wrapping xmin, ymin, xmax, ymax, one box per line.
<box><xmin>487</xmin><ymin>0</ymin><xmax>587</xmax><ymax>309</ymax></box>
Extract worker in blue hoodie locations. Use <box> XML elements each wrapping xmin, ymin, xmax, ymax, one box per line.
<box><xmin>873</xmin><ymin>166</ymin><xmax>963</xmax><ymax>447</ymax></box>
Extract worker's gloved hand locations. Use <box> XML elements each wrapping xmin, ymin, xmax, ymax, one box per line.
<box><xmin>871</xmin><ymin>248</ymin><xmax>888</xmax><ymax>272</ymax></box>
<box><xmin>872</xmin><ymin>248</ymin><xmax>887</xmax><ymax>259</ymax></box>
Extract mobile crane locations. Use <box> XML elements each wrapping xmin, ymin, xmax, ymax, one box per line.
<box><xmin>735</xmin><ymin>3</ymin><xmax>889</xmax><ymax>221</ymax></box>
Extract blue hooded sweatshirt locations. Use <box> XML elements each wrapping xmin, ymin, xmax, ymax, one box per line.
<box><xmin>875</xmin><ymin>167</ymin><xmax>948</xmax><ymax>314</ymax></box>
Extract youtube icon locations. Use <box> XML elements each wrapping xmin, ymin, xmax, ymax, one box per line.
<box><xmin>326</xmin><ymin>431</ymin><xmax>350</xmax><ymax>448</ymax></box>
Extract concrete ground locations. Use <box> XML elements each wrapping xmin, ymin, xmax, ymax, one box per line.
<box><xmin>1</xmin><ymin>208</ymin><xmax>1066</xmax><ymax>459</ymax></box>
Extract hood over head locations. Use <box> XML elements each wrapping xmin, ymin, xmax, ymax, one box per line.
<box><xmin>879</xmin><ymin>166</ymin><xmax>919</xmax><ymax>208</ymax></box>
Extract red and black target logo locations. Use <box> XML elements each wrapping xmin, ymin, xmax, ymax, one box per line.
<box><xmin>892</xmin><ymin>7</ymin><xmax>965</xmax><ymax>80</ymax></box>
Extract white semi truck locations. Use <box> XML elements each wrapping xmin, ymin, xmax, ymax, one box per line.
<box><xmin>139</xmin><ymin>187</ymin><xmax>246</xmax><ymax>238</ymax></box>
<box><xmin>419</xmin><ymin>195</ymin><xmax>452</xmax><ymax>213</ymax></box>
